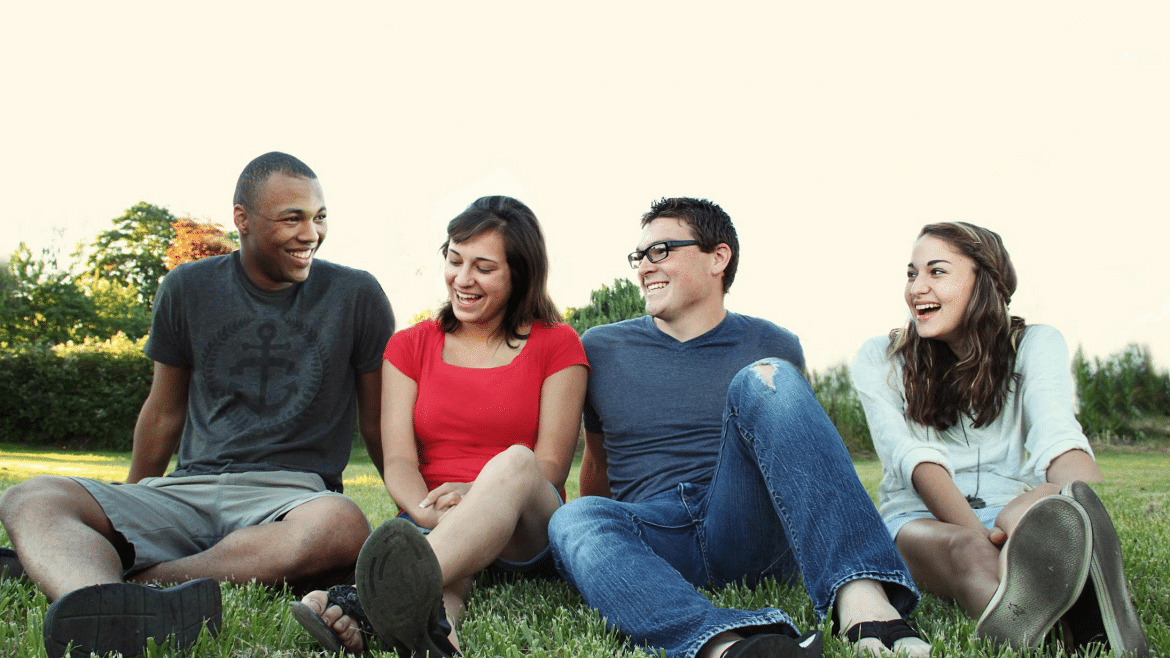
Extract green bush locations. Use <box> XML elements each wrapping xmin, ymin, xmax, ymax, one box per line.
<box><xmin>565</xmin><ymin>278</ymin><xmax>644</xmax><ymax>336</ymax></box>
<box><xmin>1074</xmin><ymin>344</ymin><xmax>1170</xmax><ymax>443</ymax></box>
<box><xmin>811</xmin><ymin>363</ymin><xmax>874</xmax><ymax>457</ymax></box>
<box><xmin>0</xmin><ymin>334</ymin><xmax>151</xmax><ymax>449</ymax></box>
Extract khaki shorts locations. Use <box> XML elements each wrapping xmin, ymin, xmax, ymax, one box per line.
<box><xmin>73</xmin><ymin>470</ymin><xmax>353</xmax><ymax>575</ymax></box>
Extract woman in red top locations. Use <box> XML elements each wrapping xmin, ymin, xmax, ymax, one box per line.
<box><xmin>294</xmin><ymin>196</ymin><xmax>588</xmax><ymax>655</ymax></box>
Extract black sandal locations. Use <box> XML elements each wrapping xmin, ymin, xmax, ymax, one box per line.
<box><xmin>840</xmin><ymin>619</ymin><xmax>923</xmax><ymax>651</ymax></box>
<box><xmin>290</xmin><ymin>584</ymin><xmax>383</xmax><ymax>654</ymax></box>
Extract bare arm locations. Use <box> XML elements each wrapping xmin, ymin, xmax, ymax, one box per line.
<box><xmin>579</xmin><ymin>429</ymin><xmax>611</xmax><ymax>498</ymax></box>
<box><xmin>355</xmin><ymin>368</ymin><xmax>384</xmax><ymax>479</ymax></box>
<box><xmin>379</xmin><ymin>360</ymin><xmax>439</xmax><ymax>526</ymax></box>
<box><xmin>1046</xmin><ymin>448</ymin><xmax>1102</xmax><ymax>486</ymax></box>
<box><xmin>911</xmin><ymin>461</ymin><xmax>986</xmax><ymax>531</ymax></box>
<box><xmin>532</xmin><ymin>364</ymin><xmax>589</xmax><ymax>491</ymax></box>
<box><xmin>127</xmin><ymin>362</ymin><xmax>190</xmax><ymax>483</ymax></box>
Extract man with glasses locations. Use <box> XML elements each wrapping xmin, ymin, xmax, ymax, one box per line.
<box><xmin>549</xmin><ymin>198</ymin><xmax>931</xmax><ymax>658</ymax></box>
<box><xmin>0</xmin><ymin>152</ymin><xmax>393</xmax><ymax>658</ymax></box>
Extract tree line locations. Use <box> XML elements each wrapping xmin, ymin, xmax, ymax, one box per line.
<box><xmin>2</xmin><ymin>206</ymin><xmax>1166</xmax><ymax>450</ymax></box>
<box><xmin>1</xmin><ymin>203</ymin><xmax>236</xmax><ymax>347</ymax></box>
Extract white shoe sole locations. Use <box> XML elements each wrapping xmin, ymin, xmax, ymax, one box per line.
<box><xmin>975</xmin><ymin>495</ymin><xmax>1092</xmax><ymax>649</ymax></box>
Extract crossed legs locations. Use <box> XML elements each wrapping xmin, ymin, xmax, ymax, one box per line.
<box><xmin>302</xmin><ymin>444</ymin><xmax>561</xmax><ymax>652</ymax></box>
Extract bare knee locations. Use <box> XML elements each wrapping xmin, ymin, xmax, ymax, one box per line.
<box><xmin>752</xmin><ymin>362</ymin><xmax>776</xmax><ymax>388</ymax></box>
<box><xmin>478</xmin><ymin>445</ymin><xmax>541</xmax><ymax>486</ymax></box>
<box><xmin>280</xmin><ymin>497</ymin><xmax>370</xmax><ymax>578</ymax></box>
<box><xmin>1</xmin><ymin>476</ymin><xmax>98</xmax><ymax>528</ymax></box>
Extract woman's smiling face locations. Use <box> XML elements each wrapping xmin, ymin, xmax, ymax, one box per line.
<box><xmin>444</xmin><ymin>229</ymin><xmax>512</xmax><ymax>330</ymax></box>
<box><xmin>905</xmin><ymin>234</ymin><xmax>977</xmax><ymax>351</ymax></box>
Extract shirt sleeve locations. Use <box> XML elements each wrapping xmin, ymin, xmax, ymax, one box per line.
<box><xmin>143</xmin><ymin>265</ymin><xmax>193</xmax><ymax>368</ymax></box>
<box><xmin>581</xmin><ymin>326</ymin><xmax>604</xmax><ymax>434</ymax></box>
<box><xmin>851</xmin><ymin>335</ymin><xmax>952</xmax><ymax>493</ymax></box>
<box><xmin>352</xmin><ymin>273</ymin><xmax>395</xmax><ymax>375</ymax></box>
<box><xmin>1017</xmin><ymin>325</ymin><xmax>1095</xmax><ymax>479</ymax></box>
<box><xmin>540</xmin><ymin>323</ymin><xmax>590</xmax><ymax>378</ymax></box>
<box><xmin>384</xmin><ymin>321</ymin><xmax>428</xmax><ymax>381</ymax></box>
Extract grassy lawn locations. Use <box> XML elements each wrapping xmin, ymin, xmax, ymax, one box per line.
<box><xmin>1</xmin><ymin>443</ymin><xmax>1167</xmax><ymax>657</ymax></box>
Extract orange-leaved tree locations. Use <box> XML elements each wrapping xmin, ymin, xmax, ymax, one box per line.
<box><xmin>165</xmin><ymin>219</ymin><xmax>239</xmax><ymax>270</ymax></box>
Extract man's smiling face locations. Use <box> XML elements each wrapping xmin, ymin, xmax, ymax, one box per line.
<box><xmin>635</xmin><ymin>217</ymin><xmax>713</xmax><ymax>323</ymax></box>
<box><xmin>235</xmin><ymin>172</ymin><xmax>327</xmax><ymax>290</ymax></box>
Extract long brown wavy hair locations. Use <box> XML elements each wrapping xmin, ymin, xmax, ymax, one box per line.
<box><xmin>890</xmin><ymin>222</ymin><xmax>1026</xmax><ymax>430</ymax></box>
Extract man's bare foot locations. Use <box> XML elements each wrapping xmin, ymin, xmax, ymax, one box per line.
<box><xmin>836</xmin><ymin>580</ymin><xmax>931</xmax><ymax>657</ymax></box>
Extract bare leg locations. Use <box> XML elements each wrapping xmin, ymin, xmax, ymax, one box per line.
<box><xmin>297</xmin><ymin>445</ymin><xmax>559</xmax><ymax>650</ymax></box>
<box><xmin>698</xmin><ymin>631</ymin><xmax>745</xmax><ymax>658</ymax></box>
<box><xmin>895</xmin><ymin>519</ymin><xmax>1000</xmax><ymax>618</ymax></box>
<box><xmin>0</xmin><ymin>476</ymin><xmax>126</xmax><ymax>600</ymax></box>
<box><xmin>442</xmin><ymin>576</ymin><xmax>473</xmax><ymax>651</ymax></box>
<box><xmin>991</xmin><ymin>484</ymin><xmax>1059</xmax><ymax>537</ymax></box>
<box><xmin>135</xmin><ymin>496</ymin><xmax>369</xmax><ymax>591</ymax></box>
<box><xmin>426</xmin><ymin>445</ymin><xmax>562</xmax><ymax>584</ymax></box>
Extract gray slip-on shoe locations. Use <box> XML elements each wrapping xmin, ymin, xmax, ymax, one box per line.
<box><xmin>975</xmin><ymin>495</ymin><xmax>1092</xmax><ymax>650</ymax></box>
<box><xmin>42</xmin><ymin>578</ymin><xmax>221</xmax><ymax>658</ymax></box>
<box><xmin>1061</xmin><ymin>481</ymin><xmax>1150</xmax><ymax>657</ymax></box>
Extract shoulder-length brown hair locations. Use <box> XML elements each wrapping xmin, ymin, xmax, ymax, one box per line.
<box><xmin>890</xmin><ymin>222</ymin><xmax>1026</xmax><ymax>430</ymax></box>
<box><xmin>436</xmin><ymin>196</ymin><xmax>561</xmax><ymax>345</ymax></box>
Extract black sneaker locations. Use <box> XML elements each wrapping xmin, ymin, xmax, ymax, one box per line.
<box><xmin>723</xmin><ymin>631</ymin><xmax>824</xmax><ymax>658</ymax></box>
<box><xmin>0</xmin><ymin>547</ymin><xmax>24</xmax><ymax>580</ymax></box>
<box><xmin>356</xmin><ymin>519</ymin><xmax>458</xmax><ymax>657</ymax></box>
<box><xmin>42</xmin><ymin>579</ymin><xmax>222</xmax><ymax>658</ymax></box>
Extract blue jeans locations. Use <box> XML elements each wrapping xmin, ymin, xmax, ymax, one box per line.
<box><xmin>549</xmin><ymin>359</ymin><xmax>918</xmax><ymax>658</ymax></box>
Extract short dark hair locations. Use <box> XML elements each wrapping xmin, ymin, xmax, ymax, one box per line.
<box><xmin>640</xmin><ymin>197</ymin><xmax>739</xmax><ymax>293</ymax></box>
<box><xmin>437</xmin><ymin>196</ymin><xmax>561</xmax><ymax>344</ymax></box>
<box><xmin>233</xmin><ymin>152</ymin><xmax>317</xmax><ymax>209</ymax></box>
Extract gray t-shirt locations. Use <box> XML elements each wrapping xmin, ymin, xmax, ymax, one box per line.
<box><xmin>145</xmin><ymin>252</ymin><xmax>393</xmax><ymax>492</ymax></box>
<box><xmin>582</xmin><ymin>313</ymin><xmax>804</xmax><ymax>503</ymax></box>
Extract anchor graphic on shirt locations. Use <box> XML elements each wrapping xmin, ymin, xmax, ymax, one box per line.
<box><xmin>229</xmin><ymin>321</ymin><xmax>299</xmax><ymax>414</ymax></box>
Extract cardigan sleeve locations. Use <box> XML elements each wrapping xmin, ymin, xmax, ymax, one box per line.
<box><xmin>1016</xmin><ymin>325</ymin><xmax>1095</xmax><ymax>479</ymax></box>
<box><xmin>852</xmin><ymin>335</ymin><xmax>952</xmax><ymax>494</ymax></box>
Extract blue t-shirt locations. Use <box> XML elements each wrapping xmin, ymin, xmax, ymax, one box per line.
<box><xmin>145</xmin><ymin>251</ymin><xmax>394</xmax><ymax>492</ymax></box>
<box><xmin>582</xmin><ymin>313</ymin><xmax>804</xmax><ymax>503</ymax></box>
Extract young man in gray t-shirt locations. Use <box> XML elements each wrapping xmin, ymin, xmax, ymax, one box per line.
<box><xmin>0</xmin><ymin>152</ymin><xmax>393</xmax><ymax>658</ymax></box>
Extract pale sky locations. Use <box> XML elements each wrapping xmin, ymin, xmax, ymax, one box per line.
<box><xmin>4</xmin><ymin>2</ymin><xmax>1167</xmax><ymax>372</ymax></box>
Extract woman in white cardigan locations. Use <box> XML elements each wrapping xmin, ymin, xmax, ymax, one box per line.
<box><xmin>852</xmin><ymin>221</ymin><xmax>1147</xmax><ymax>656</ymax></box>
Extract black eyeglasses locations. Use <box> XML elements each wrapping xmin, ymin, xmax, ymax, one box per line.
<box><xmin>627</xmin><ymin>240</ymin><xmax>701</xmax><ymax>269</ymax></box>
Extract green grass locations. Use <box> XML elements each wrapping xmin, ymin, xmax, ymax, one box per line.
<box><xmin>1</xmin><ymin>443</ymin><xmax>1168</xmax><ymax>657</ymax></box>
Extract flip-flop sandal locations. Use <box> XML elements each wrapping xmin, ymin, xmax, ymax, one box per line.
<box><xmin>840</xmin><ymin>619</ymin><xmax>923</xmax><ymax>653</ymax></box>
<box><xmin>290</xmin><ymin>584</ymin><xmax>379</xmax><ymax>654</ymax></box>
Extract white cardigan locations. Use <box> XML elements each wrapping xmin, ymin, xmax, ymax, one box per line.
<box><xmin>851</xmin><ymin>324</ymin><xmax>1094</xmax><ymax>521</ymax></box>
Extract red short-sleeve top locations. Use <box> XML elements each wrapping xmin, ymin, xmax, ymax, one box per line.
<box><xmin>384</xmin><ymin>319</ymin><xmax>588</xmax><ymax>491</ymax></box>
